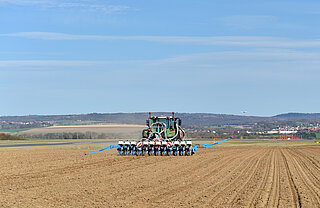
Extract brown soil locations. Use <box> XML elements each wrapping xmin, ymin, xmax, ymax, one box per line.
<box><xmin>0</xmin><ymin>146</ymin><xmax>319</xmax><ymax>207</ymax></box>
<box><xmin>22</xmin><ymin>124</ymin><xmax>145</xmax><ymax>134</ymax></box>
<box><xmin>19</xmin><ymin>124</ymin><xmax>145</xmax><ymax>139</ymax></box>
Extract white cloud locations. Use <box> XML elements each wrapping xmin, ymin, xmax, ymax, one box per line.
<box><xmin>46</xmin><ymin>3</ymin><xmax>129</xmax><ymax>13</ymax></box>
<box><xmin>0</xmin><ymin>0</ymin><xmax>130</xmax><ymax>13</ymax></box>
<box><xmin>220</xmin><ymin>15</ymin><xmax>278</xmax><ymax>29</ymax></box>
<box><xmin>2</xmin><ymin>32</ymin><xmax>320</xmax><ymax>48</ymax></box>
<box><xmin>1</xmin><ymin>49</ymin><xmax>320</xmax><ymax>73</ymax></box>
<box><xmin>141</xmin><ymin>50</ymin><xmax>320</xmax><ymax>73</ymax></box>
<box><xmin>0</xmin><ymin>60</ymin><xmax>111</xmax><ymax>68</ymax></box>
<box><xmin>0</xmin><ymin>0</ymin><xmax>43</xmax><ymax>5</ymax></box>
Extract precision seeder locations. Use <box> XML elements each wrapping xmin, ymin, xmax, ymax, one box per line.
<box><xmin>86</xmin><ymin>112</ymin><xmax>232</xmax><ymax>156</ymax></box>
<box><xmin>117</xmin><ymin>112</ymin><xmax>196</xmax><ymax>156</ymax></box>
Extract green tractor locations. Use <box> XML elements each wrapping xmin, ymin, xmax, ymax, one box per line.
<box><xmin>142</xmin><ymin>112</ymin><xmax>185</xmax><ymax>141</ymax></box>
<box><xmin>117</xmin><ymin>112</ymin><xmax>194</xmax><ymax>156</ymax></box>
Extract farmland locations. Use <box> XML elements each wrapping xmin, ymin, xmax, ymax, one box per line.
<box><xmin>3</xmin><ymin>124</ymin><xmax>146</xmax><ymax>139</ymax></box>
<box><xmin>21</xmin><ymin>124</ymin><xmax>145</xmax><ymax>134</ymax></box>
<box><xmin>0</xmin><ymin>140</ymin><xmax>319</xmax><ymax>207</ymax></box>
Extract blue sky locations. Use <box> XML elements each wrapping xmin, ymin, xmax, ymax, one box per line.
<box><xmin>1</xmin><ymin>0</ymin><xmax>320</xmax><ymax>116</ymax></box>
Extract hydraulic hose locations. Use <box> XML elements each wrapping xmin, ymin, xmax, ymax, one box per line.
<box><xmin>148</xmin><ymin>122</ymin><xmax>167</xmax><ymax>141</ymax></box>
<box><xmin>170</xmin><ymin>123</ymin><xmax>181</xmax><ymax>141</ymax></box>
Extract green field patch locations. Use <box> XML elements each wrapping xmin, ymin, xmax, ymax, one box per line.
<box><xmin>0</xmin><ymin>128</ymin><xmax>35</xmax><ymax>133</ymax></box>
<box><xmin>206</xmin><ymin>125</ymin><xmax>238</xmax><ymax>129</ymax></box>
<box><xmin>50</xmin><ymin>120</ymin><xmax>106</xmax><ymax>126</ymax></box>
<box><xmin>216</xmin><ymin>139</ymin><xmax>314</xmax><ymax>147</ymax></box>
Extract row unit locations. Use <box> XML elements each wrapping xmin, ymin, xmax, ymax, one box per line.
<box><xmin>118</xmin><ymin>140</ymin><xmax>193</xmax><ymax>147</ymax></box>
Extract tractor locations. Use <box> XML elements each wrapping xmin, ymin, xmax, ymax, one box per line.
<box><xmin>117</xmin><ymin>112</ymin><xmax>194</xmax><ymax>156</ymax></box>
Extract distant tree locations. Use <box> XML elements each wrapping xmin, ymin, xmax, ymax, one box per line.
<box><xmin>0</xmin><ymin>133</ymin><xmax>23</xmax><ymax>140</ymax></box>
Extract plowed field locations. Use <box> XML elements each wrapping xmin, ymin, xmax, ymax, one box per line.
<box><xmin>0</xmin><ymin>145</ymin><xmax>319</xmax><ymax>207</ymax></box>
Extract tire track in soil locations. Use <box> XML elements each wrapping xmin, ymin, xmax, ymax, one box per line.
<box><xmin>123</xmin><ymin>147</ymin><xmax>255</xmax><ymax>206</ymax></box>
<box><xmin>290</xmin><ymin>148</ymin><xmax>320</xmax><ymax>187</ymax></box>
<box><xmin>144</xmin><ymin>153</ymin><xmax>234</xmax><ymax>197</ymax></box>
<box><xmin>280</xmin><ymin>149</ymin><xmax>302</xmax><ymax>208</ymax></box>
<box><xmin>249</xmin><ymin>148</ymin><xmax>277</xmax><ymax>208</ymax></box>
<box><xmin>286</xmin><ymin>148</ymin><xmax>320</xmax><ymax>206</ymax></box>
<box><xmin>265</xmin><ymin>148</ymin><xmax>281</xmax><ymax>208</ymax></box>
<box><xmin>189</xmin><ymin>150</ymin><xmax>259</xmax><ymax>203</ymax></box>
<box><xmin>299</xmin><ymin>148</ymin><xmax>320</xmax><ymax>168</ymax></box>
<box><xmin>99</xmin><ymin>149</ymin><xmax>249</xmax><ymax>206</ymax></box>
<box><xmin>166</xmin><ymin>149</ymin><xmax>253</xmax><ymax>200</ymax></box>
<box><xmin>212</xmin><ymin>148</ymin><xmax>272</xmax><ymax>207</ymax></box>
<box><xmin>205</xmin><ymin>150</ymin><xmax>263</xmax><ymax>206</ymax></box>
<box><xmin>88</xmin><ymin>149</ymin><xmax>239</xmax><ymax>202</ymax></box>
<box><xmin>187</xmin><ymin>149</ymin><xmax>263</xmax><ymax>207</ymax></box>
<box><xmin>1</xmin><ymin>146</ymin><xmax>319</xmax><ymax>208</ymax></box>
<box><xmin>125</xmin><ymin>148</ymin><xmax>252</xmax><ymax>203</ymax></box>
<box><xmin>244</xmin><ymin>148</ymin><xmax>274</xmax><ymax>208</ymax></box>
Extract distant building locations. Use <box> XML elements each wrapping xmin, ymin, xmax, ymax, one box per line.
<box><xmin>279</xmin><ymin>130</ymin><xmax>297</xmax><ymax>134</ymax></box>
<box><xmin>267</xmin><ymin>130</ymin><xmax>279</xmax><ymax>134</ymax></box>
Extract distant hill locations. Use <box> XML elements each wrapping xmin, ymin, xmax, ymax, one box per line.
<box><xmin>0</xmin><ymin>112</ymin><xmax>268</xmax><ymax>127</ymax></box>
<box><xmin>273</xmin><ymin>113</ymin><xmax>320</xmax><ymax>120</ymax></box>
<box><xmin>1</xmin><ymin>112</ymin><xmax>320</xmax><ymax>128</ymax></box>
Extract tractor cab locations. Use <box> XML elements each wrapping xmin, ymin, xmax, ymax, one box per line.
<box><xmin>142</xmin><ymin>112</ymin><xmax>183</xmax><ymax>140</ymax></box>
<box><xmin>150</xmin><ymin>117</ymin><xmax>172</xmax><ymax>130</ymax></box>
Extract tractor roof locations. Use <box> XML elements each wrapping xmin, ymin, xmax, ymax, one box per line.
<box><xmin>151</xmin><ymin>116</ymin><xmax>174</xmax><ymax>119</ymax></box>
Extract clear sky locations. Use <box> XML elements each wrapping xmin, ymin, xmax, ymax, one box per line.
<box><xmin>1</xmin><ymin>0</ymin><xmax>320</xmax><ymax>116</ymax></box>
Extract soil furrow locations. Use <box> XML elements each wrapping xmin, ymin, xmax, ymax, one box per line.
<box><xmin>286</xmin><ymin>148</ymin><xmax>320</xmax><ymax>206</ymax></box>
<box><xmin>1</xmin><ymin>145</ymin><xmax>319</xmax><ymax>207</ymax></box>
<box><xmin>280</xmin><ymin>149</ymin><xmax>302</xmax><ymax>208</ymax></box>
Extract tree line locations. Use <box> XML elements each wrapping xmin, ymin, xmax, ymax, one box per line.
<box><xmin>18</xmin><ymin>132</ymin><xmax>120</xmax><ymax>140</ymax></box>
<box><xmin>0</xmin><ymin>133</ymin><xmax>23</xmax><ymax>140</ymax></box>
